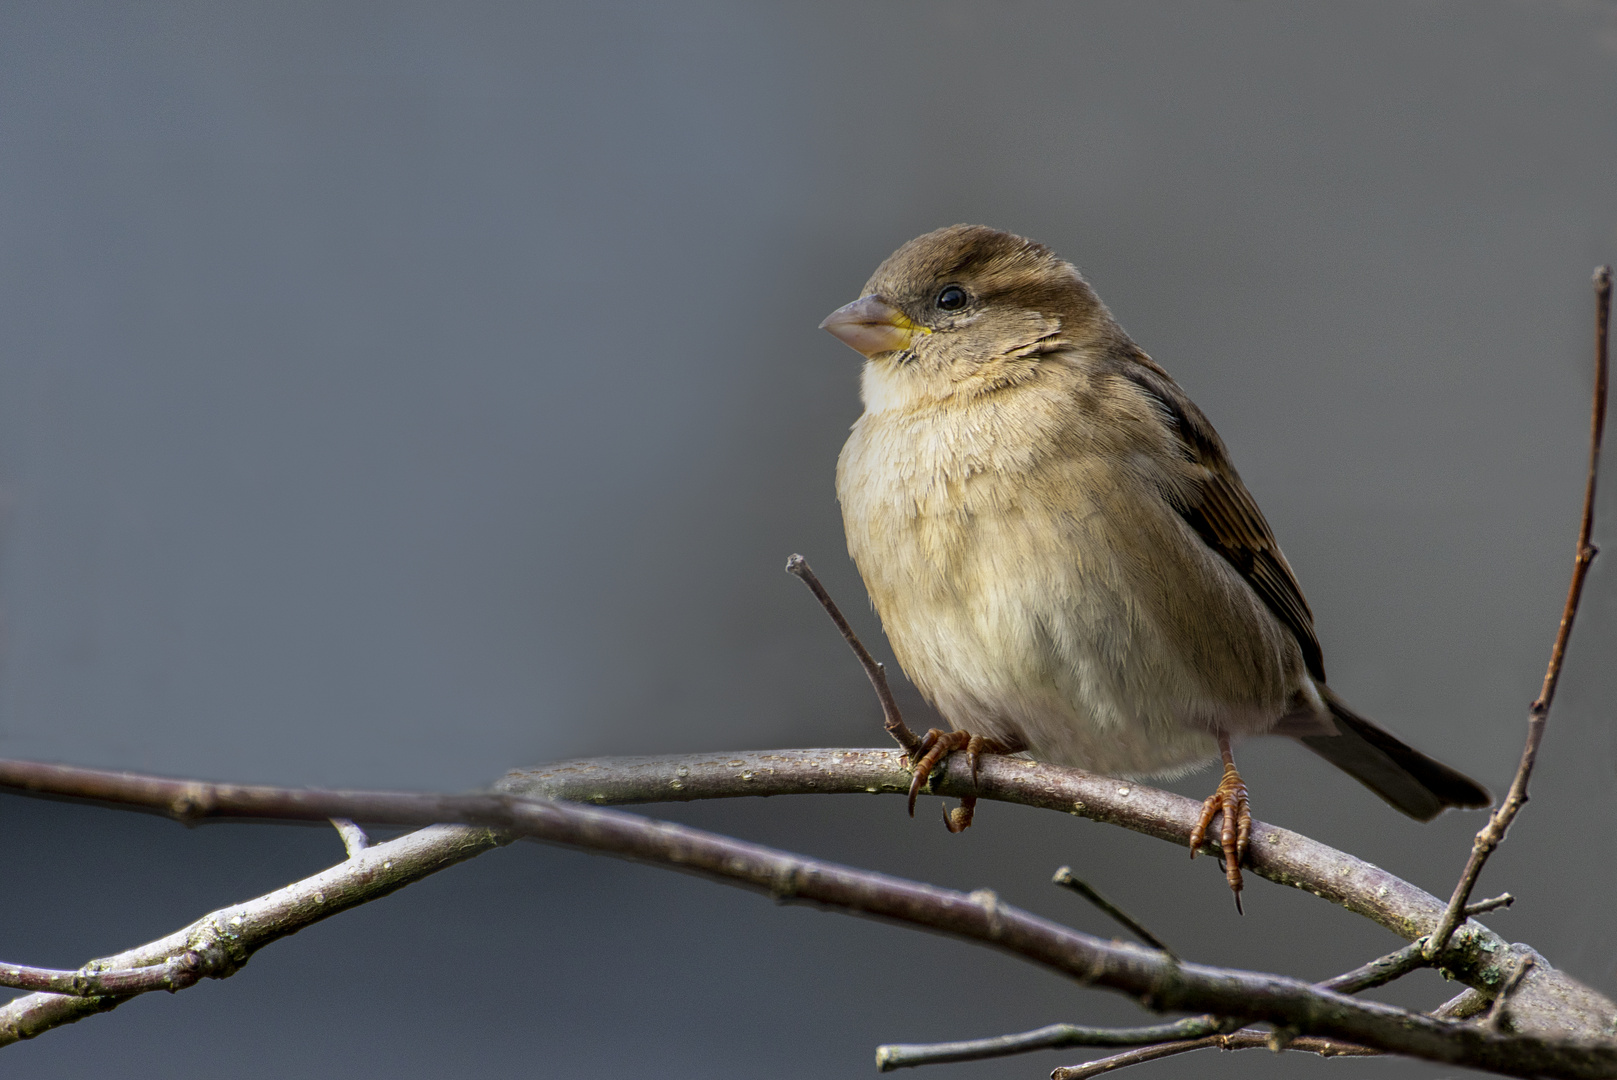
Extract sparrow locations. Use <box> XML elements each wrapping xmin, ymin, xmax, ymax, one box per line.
<box><xmin>820</xmin><ymin>225</ymin><xmax>1490</xmax><ymax>908</ymax></box>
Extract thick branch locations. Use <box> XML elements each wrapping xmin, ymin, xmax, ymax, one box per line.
<box><xmin>3</xmin><ymin>751</ymin><xmax>1612</xmax><ymax>1044</ymax></box>
<box><xmin>500</xmin><ymin>749</ymin><xmax>1461</xmax><ymax>932</ymax></box>
<box><xmin>0</xmin><ymin>758</ymin><xmax>1614</xmax><ymax>1075</ymax></box>
<box><xmin>496</xmin><ymin>748</ymin><xmax>1613</xmax><ymax>1037</ymax></box>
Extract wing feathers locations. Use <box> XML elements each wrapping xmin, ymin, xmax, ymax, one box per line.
<box><xmin>1115</xmin><ymin>359</ymin><xmax>1326</xmax><ymax>682</ymax></box>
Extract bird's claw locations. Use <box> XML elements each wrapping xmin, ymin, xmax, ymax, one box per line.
<box><xmin>1189</xmin><ymin>761</ymin><xmax>1252</xmax><ymax>913</ymax></box>
<box><xmin>907</xmin><ymin>728</ymin><xmax>970</xmax><ymax>816</ymax></box>
<box><xmin>907</xmin><ymin>730</ymin><xmax>1021</xmax><ymax>831</ymax></box>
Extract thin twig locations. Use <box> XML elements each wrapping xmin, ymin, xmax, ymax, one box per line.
<box><xmin>330</xmin><ymin>818</ymin><xmax>369</xmax><ymax>857</ymax></box>
<box><xmin>1466</xmin><ymin>893</ymin><xmax>1515</xmax><ymax>918</ymax></box>
<box><xmin>875</xmin><ymin>1017</ymin><xmax>1236</xmax><ymax>1072</ymax></box>
<box><xmin>1489</xmin><ymin>956</ymin><xmax>1538</xmax><ymax>1033</ymax></box>
<box><xmin>0</xmin><ymin>763</ymin><xmax>1610</xmax><ymax>1075</ymax></box>
<box><xmin>1054</xmin><ymin>1036</ymin><xmax>1225</xmax><ymax>1079</ymax></box>
<box><xmin>785</xmin><ymin>554</ymin><xmax>920</xmax><ymax>753</ymax></box>
<box><xmin>1047</xmin><ymin>944</ymin><xmax>1428</xmax><ymax>1075</ymax></box>
<box><xmin>0</xmin><ymin>824</ymin><xmax>503</xmax><ymax>1043</ymax></box>
<box><xmin>1317</xmin><ymin>940</ymin><xmax>1430</xmax><ymax>995</ymax></box>
<box><xmin>1427</xmin><ymin>266</ymin><xmax>1610</xmax><ymax>958</ymax></box>
<box><xmin>878</xmin><ymin>939</ymin><xmax>1429</xmax><ymax>1070</ymax></box>
<box><xmin>0</xmin><ymin>952</ymin><xmax>204</xmax><ymax>996</ymax></box>
<box><xmin>1051</xmin><ymin>1028</ymin><xmax>1378</xmax><ymax>1079</ymax></box>
<box><xmin>1052</xmin><ymin>867</ymin><xmax>1175</xmax><ymax>959</ymax></box>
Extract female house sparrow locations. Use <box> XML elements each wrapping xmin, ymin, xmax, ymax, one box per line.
<box><xmin>822</xmin><ymin>225</ymin><xmax>1489</xmax><ymax>906</ymax></box>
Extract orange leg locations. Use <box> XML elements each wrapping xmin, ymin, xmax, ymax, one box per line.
<box><xmin>1188</xmin><ymin>732</ymin><xmax>1252</xmax><ymax>912</ymax></box>
<box><xmin>907</xmin><ymin>728</ymin><xmax>1026</xmax><ymax>833</ymax></box>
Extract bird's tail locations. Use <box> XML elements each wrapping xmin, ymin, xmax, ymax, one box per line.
<box><xmin>1297</xmin><ymin>695</ymin><xmax>1492</xmax><ymax>821</ymax></box>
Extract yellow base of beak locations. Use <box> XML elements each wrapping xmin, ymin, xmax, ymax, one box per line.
<box><xmin>820</xmin><ymin>295</ymin><xmax>928</xmax><ymax>358</ymax></box>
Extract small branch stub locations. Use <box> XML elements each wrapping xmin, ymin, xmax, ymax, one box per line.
<box><xmin>331</xmin><ymin>818</ymin><xmax>370</xmax><ymax>858</ymax></box>
<box><xmin>1465</xmin><ymin>893</ymin><xmax>1515</xmax><ymax>918</ymax></box>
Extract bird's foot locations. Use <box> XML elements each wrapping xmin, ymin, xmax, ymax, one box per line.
<box><xmin>907</xmin><ymin>729</ymin><xmax>1024</xmax><ymax>832</ymax></box>
<box><xmin>1189</xmin><ymin>759</ymin><xmax>1252</xmax><ymax>912</ymax></box>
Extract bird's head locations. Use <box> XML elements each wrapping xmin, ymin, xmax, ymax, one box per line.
<box><xmin>820</xmin><ymin>225</ymin><xmax>1116</xmax><ymax>410</ymax></box>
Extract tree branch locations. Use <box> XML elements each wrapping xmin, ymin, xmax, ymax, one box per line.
<box><xmin>0</xmin><ymin>824</ymin><xmax>504</xmax><ymax>1044</ymax></box>
<box><xmin>0</xmin><ymin>952</ymin><xmax>205</xmax><ymax>997</ymax></box>
<box><xmin>1319</xmin><ymin>940</ymin><xmax>1429</xmax><ymax>995</ymax></box>
<box><xmin>1427</xmin><ymin>265</ymin><xmax>1610</xmax><ymax>957</ymax></box>
<box><xmin>874</xmin><ymin>940</ymin><xmax>1431</xmax><ymax>1070</ymax></box>
<box><xmin>785</xmin><ymin>554</ymin><xmax>919</xmax><ymax>754</ymax></box>
<box><xmin>3</xmin><ymin>750</ymin><xmax>1612</xmax><ymax>1046</ymax></box>
<box><xmin>1050</xmin><ymin>1028</ymin><xmax>1377</xmax><ymax>1079</ymax></box>
<box><xmin>1466</xmin><ymin>893</ymin><xmax>1515</xmax><ymax>918</ymax></box>
<box><xmin>0</xmin><ymin>758</ymin><xmax>1614</xmax><ymax>1074</ymax></box>
<box><xmin>875</xmin><ymin>1016</ymin><xmax>1241</xmax><ymax>1072</ymax></box>
<box><xmin>1052</xmin><ymin>866</ymin><xmax>1176</xmax><ymax>959</ymax></box>
<box><xmin>496</xmin><ymin>748</ymin><xmax>1613</xmax><ymax>1038</ymax></box>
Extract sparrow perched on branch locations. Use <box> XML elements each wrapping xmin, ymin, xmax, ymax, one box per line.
<box><xmin>821</xmin><ymin>225</ymin><xmax>1489</xmax><ymax>908</ymax></box>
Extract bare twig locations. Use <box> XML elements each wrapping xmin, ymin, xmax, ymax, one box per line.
<box><xmin>330</xmin><ymin>818</ymin><xmax>369</xmax><ymax>857</ymax></box>
<box><xmin>1051</xmin><ymin>1028</ymin><xmax>1377</xmax><ymax>1079</ymax></box>
<box><xmin>785</xmin><ymin>554</ymin><xmax>919</xmax><ymax>753</ymax></box>
<box><xmin>0</xmin><ymin>824</ymin><xmax>503</xmax><ymax>1043</ymax></box>
<box><xmin>1490</xmin><ymin>956</ymin><xmax>1539</xmax><ymax>1033</ymax></box>
<box><xmin>1427</xmin><ymin>266</ymin><xmax>1610</xmax><ymax>958</ymax></box>
<box><xmin>875</xmin><ymin>1016</ymin><xmax>1237</xmax><ymax>1072</ymax></box>
<box><xmin>878</xmin><ymin>939</ymin><xmax>1429</xmax><ymax>1070</ymax></box>
<box><xmin>1466</xmin><ymin>893</ymin><xmax>1516</xmax><ymax>918</ymax></box>
<box><xmin>0</xmin><ymin>952</ymin><xmax>204</xmax><ymax>997</ymax></box>
<box><xmin>1317</xmin><ymin>940</ymin><xmax>1429</xmax><ymax>995</ymax></box>
<box><xmin>0</xmin><ymin>760</ymin><xmax>1612</xmax><ymax>1074</ymax></box>
<box><xmin>1052</xmin><ymin>867</ymin><xmax>1175</xmax><ymax>959</ymax></box>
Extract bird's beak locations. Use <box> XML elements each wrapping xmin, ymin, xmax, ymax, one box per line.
<box><xmin>819</xmin><ymin>295</ymin><xmax>929</xmax><ymax>358</ymax></box>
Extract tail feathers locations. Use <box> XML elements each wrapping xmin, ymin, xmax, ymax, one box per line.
<box><xmin>1297</xmin><ymin>697</ymin><xmax>1492</xmax><ymax>821</ymax></box>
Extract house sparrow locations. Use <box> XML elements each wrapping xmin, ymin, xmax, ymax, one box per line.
<box><xmin>821</xmin><ymin>225</ymin><xmax>1489</xmax><ymax>907</ymax></box>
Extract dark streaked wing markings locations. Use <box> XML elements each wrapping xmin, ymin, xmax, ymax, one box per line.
<box><xmin>1115</xmin><ymin>360</ymin><xmax>1326</xmax><ymax>683</ymax></box>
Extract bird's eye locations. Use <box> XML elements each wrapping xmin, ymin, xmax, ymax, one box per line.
<box><xmin>935</xmin><ymin>285</ymin><xmax>968</xmax><ymax>311</ymax></box>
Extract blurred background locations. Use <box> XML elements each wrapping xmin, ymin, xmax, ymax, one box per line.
<box><xmin>0</xmin><ymin>2</ymin><xmax>1613</xmax><ymax>1076</ymax></box>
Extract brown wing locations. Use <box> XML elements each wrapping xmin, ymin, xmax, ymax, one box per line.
<box><xmin>1116</xmin><ymin>359</ymin><xmax>1326</xmax><ymax>683</ymax></box>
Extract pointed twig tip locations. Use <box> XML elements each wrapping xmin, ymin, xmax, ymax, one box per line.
<box><xmin>1052</xmin><ymin>866</ymin><xmax>1176</xmax><ymax>959</ymax></box>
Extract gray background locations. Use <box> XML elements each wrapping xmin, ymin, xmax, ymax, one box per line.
<box><xmin>0</xmin><ymin>2</ymin><xmax>1613</xmax><ymax>1077</ymax></box>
